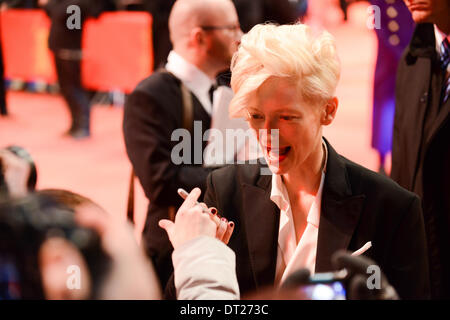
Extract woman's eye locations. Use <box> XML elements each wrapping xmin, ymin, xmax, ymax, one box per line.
<box><xmin>280</xmin><ymin>115</ymin><xmax>298</xmax><ymax>121</ymax></box>
<box><xmin>250</xmin><ymin>114</ymin><xmax>264</xmax><ymax>120</ymax></box>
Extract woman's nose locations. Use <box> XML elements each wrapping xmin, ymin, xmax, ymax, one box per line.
<box><xmin>263</xmin><ymin>117</ymin><xmax>278</xmax><ymax>132</ymax></box>
<box><xmin>258</xmin><ymin>129</ymin><xmax>280</xmax><ymax>148</ymax></box>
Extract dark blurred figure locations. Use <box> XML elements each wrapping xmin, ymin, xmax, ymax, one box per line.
<box><xmin>232</xmin><ymin>0</ymin><xmax>299</xmax><ymax>33</ymax></box>
<box><xmin>0</xmin><ymin>31</ymin><xmax>6</xmax><ymax>117</ymax></box>
<box><xmin>0</xmin><ymin>1</ymin><xmax>10</xmax><ymax>116</ymax></box>
<box><xmin>42</xmin><ymin>0</ymin><xmax>116</xmax><ymax>139</ymax></box>
<box><xmin>331</xmin><ymin>251</ymin><xmax>399</xmax><ymax>300</ymax></box>
<box><xmin>1</xmin><ymin>0</ymin><xmax>38</xmax><ymax>8</ymax></box>
<box><xmin>258</xmin><ymin>251</ymin><xmax>400</xmax><ymax>300</ymax></box>
<box><xmin>141</xmin><ymin>0</ymin><xmax>176</xmax><ymax>69</ymax></box>
<box><xmin>0</xmin><ymin>193</ymin><xmax>109</xmax><ymax>299</ymax></box>
<box><xmin>369</xmin><ymin>0</ymin><xmax>414</xmax><ymax>173</ymax></box>
<box><xmin>0</xmin><ymin>190</ymin><xmax>161</xmax><ymax>299</ymax></box>
<box><xmin>392</xmin><ymin>0</ymin><xmax>450</xmax><ymax>299</ymax></box>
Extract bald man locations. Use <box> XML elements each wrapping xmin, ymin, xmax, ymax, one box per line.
<box><xmin>123</xmin><ymin>0</ymin><xmax>242</xmax><ymax>294</ymax></box>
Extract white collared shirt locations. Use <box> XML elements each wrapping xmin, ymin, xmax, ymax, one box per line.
<box><xmin>165</xmin><ymin>50</ymin><xmax>216</xmax><ymax>115</ymax></box>
<box><xmin>270</xmin><ymin>141</ymin><xmax>328</xmax><ymax>285</ymax></box>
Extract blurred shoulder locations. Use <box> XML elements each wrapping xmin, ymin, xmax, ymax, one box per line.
<box><xmin>133</xmin><ymin>70</ymin><xmax>180</xmax><ymax>95</ymax></box>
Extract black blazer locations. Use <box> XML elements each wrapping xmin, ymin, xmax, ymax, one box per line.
<box><xmin>204</xmin><ymin>140</ymin><xmax>430</xmax><ymax>299</ymax></box>
<box><xmin>392</xmin><ymin>23</ymin><xmax>450</xmax><ymax>298</ymax></box>
<box><xmin>123</xmin><ymin>71</ymin><xmax>214</xmax><ymax>289</ymax></box>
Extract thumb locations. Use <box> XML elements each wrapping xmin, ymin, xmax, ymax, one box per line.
<box><xmin>158</xmin><ymin>219</ymin><xmax>174</xmax><ymax>238</ymax></box>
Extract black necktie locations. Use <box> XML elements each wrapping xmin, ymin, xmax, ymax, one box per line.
<box><xmin>208</xmin><ymin>84</ymin><xmax>217</xmax><ymax>105</ymax></box>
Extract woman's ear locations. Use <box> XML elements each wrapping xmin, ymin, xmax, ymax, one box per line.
<box><xmin>321</xmin><ymin>97</ymin><xmax>338</xmax><ymax>125</ymax></box>
<box><xmin>39</xmin><ymin>237</ymin><xmax>91</xmax><ymax>300</ymax></box>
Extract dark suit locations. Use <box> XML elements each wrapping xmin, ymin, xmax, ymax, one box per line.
<box><xmin>123</xmin><ymin>71</ymin><xmax>214</xmax><ymax>290</ymax></box>
<box><xmin>204</xmin><ymin>140</ymin><xmax>430</xmax><ymax>299</ymax></box>
<box><xmin>391</xmin><ymin>23</ymin><xmax>450</xmax><ymax>299</ymax></box>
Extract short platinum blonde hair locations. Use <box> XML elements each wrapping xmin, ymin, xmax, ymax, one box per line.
<box><xmin>229</xmin><ymin>23</ymin><xmax>341</xmax><ymax>118</ymax></box>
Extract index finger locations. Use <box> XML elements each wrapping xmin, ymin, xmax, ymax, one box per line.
<box><xmin>178</xmin><ymin>187</ymin><xmax>201</xmax><ymax>213</ymax></box>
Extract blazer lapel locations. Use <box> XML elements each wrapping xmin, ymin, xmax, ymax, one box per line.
<box><xmin>401</xmin><ymin>25</ymin><xmax>436</xmax><ymax>188</ymax></box>
<box><xmin>241</xmin><ymin>172</ymin><xmax>280</xmax><ymax>289</ymax></box>
<box><xmin>315</xmin><ymin>141</ymin><xmax>366</xmax><ymax>273</ymax></box>
<box><xmin>408</xmin><ymin>23</ymin><xmax>436</xmax><ymax>59</ymax></box>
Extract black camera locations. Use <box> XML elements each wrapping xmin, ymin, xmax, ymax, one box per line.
<box><xmin>282</xmin><ymin>251</ymin><xmax>399</xmax><ymax>300</ymax></box>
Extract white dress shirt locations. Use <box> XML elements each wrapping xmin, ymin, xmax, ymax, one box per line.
<box><xmin>165</xmin><ymin>50</ymin><xmax>216</xmax><ymax>115</ymax></box>
<box><xmin>271</xmin><ymin>141</ymin><xmax>328</xmax><ymax>285</ymax></box>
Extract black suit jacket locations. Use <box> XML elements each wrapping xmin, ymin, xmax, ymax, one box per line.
<box><xmin>123</xmin><ymin>71</ymin><xmax>214</xmax><ymax>289</ymax></box>
<box><xmin>391</xmin><ymin>23</ymin><xmax>450</xmax><ymax>298</ymax></box>
<box><xmin>204</xmin><ymin>140</ymin><xmax>430</xmax><ymax>299</ymax></box>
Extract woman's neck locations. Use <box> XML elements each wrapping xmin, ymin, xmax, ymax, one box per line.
<box><xmin>282</xmin><ymin>141</ymin><xmax>325</xmax><ymax>197</ymax></box>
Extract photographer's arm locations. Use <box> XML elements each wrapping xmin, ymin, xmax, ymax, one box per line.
<box><xmin>159</xmin><ymin>188</ymin><xmax>239</xmax><ymax>300</ymax></box>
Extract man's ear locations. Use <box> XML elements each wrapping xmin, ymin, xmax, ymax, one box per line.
<box><xmin>189</xmin><ymin>27</ymin><xmax>205</xmax><ymax>47</ymax></box>
<box><xmin>321</xmin><ymin>97</ymin><xmax>338</xmax><ymax>126</ymax></box>
<box><xmin>39</xmin><ymin>237</ymin><xmax>91</xmax><ymax>300</ymax></box>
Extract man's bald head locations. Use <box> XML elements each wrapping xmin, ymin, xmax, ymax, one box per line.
<box><xmin>169</xmin><ymin>0</ymin><xmax>237</xmax><ymax>47</ymax></box>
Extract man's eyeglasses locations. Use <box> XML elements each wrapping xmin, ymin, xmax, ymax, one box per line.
<box><xmin>200</xmin><ymin>25</ymin><xmax>241</xmax><ymax>32</ymax></box>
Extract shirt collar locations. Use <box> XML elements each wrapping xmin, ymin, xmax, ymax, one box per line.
<box><xmin>165</xmin><ymin>50</ymin><xmax>216</xmax><ymax>100</ymax></box>
<box><xmin>270</xmin><ymin>174</ymin><xmax>290</xmax><ymax>213</ymax></box>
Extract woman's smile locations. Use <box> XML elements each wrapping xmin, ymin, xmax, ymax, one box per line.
<box><xmin>264</xmin><ymin>145</ymin><xmax>292</xmax><ymax>163</ymax></box>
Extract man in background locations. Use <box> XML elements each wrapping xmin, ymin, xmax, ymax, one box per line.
<box><xmin>391</xmin><ymin>0</ymin><xmax>450</xmax><ymax>299</ymax></box>
<box><xmin>123</xmin><ymin>0</ymin><xmax>242</xmax><ymax>292</ymax></box>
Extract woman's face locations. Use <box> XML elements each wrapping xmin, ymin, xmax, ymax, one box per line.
<box><xmin>246</xmin><ymin>77</ymin><xmax>325</xmax><ymax>175</ymax></box>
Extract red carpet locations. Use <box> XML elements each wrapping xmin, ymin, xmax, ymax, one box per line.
<box><xmin>0</xmin><ymin>4</ymin><xmax>383</xmax><ymax>240</ymax></box>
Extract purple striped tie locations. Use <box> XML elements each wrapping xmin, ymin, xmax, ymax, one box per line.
<box><xmin>440</xmin><ymin>38</ymin><xmax>450</xmax><ymax>103</ymax></box>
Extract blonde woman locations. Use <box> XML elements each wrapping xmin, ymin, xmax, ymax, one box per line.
<box><xmin>203</xmin><ymin>23</ymin><xmax>429</xmax><ymax>299</ymax></box>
